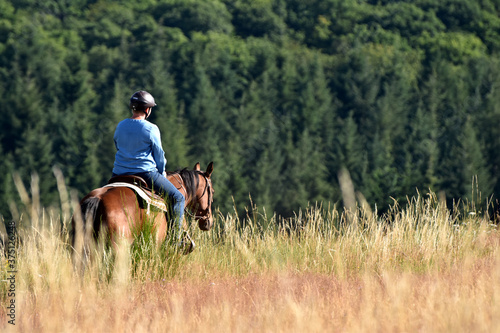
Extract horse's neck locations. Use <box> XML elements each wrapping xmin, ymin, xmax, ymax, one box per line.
<box><xmin>168</xmin><ymin>173</ymin><xmax>192</xmax><ymax>206</ymax></box>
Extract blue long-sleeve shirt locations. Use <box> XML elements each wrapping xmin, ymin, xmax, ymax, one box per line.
<box><xmin>112</xmin><ymin>118</ymin><xmax>166</xmax><ymax>175</ymax></box>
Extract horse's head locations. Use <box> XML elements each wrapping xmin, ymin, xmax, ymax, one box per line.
<box><xmin>191</xmin><ymin>162</ymin><xmax>214</xmax><ymax>231</ymax></box>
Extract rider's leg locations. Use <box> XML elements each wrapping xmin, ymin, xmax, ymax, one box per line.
<box><xmin>137</xmin><ymin>171</ymin><xmax>185</xmax><ymax>242</ymax></box>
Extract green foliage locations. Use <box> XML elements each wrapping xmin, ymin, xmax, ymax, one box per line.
<box><xmin>1</xmin><ymin>0</ymin><xmax>500</xmax><ymax>220</ymax></box>
<box><xmin>155</xmin><ymin>0</ymin><xmax>233</xmax><ymax>35</ymax></box>
<box><xmin>224</xmin><ymin>0</ymin><xmax>286</xmax><ymax>39</ymax></box>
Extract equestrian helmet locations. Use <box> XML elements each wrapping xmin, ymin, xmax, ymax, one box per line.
<box><xmin>129</xmin><ymin>90</ymin><xmax>157</xmax><ymax>110</ymax></box>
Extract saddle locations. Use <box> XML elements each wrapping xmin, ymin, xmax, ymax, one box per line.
<box><xmin>106</xmin><ymin>175</ymin><xmax>167</xmax><ymax>212</ymax></box>
<box><xmin>108</xmin><ymin>175</ymin><xmax>149</xmax><ymax>189</ymax></box>
<box><xmin>106</xmin><ymin>175</ymin><xmax>195</xmax><ymax>254</ymax></box>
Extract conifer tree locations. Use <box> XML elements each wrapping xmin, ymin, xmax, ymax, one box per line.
<box><xmin>432</xmin><ymin>61</ymin><xmax>470</xmax><ymax>201</ymax></box>
<box><xmin>461</xmin><ymin>117</ymin><xmax>492</xmax><ymax>200</ymax></box>
<box><xmin>401</xmin><ymin>104</ymin><xmax>439</xmax><ymax>197</ymax></box>
<box><xmin>146</xmin><ymin>48</ymin><xmax>190</xmax><ymax>170</ymax></box>
<box><xmin>329</xmin><ymin>111</ymin><xmax>367</xmax><ymax>197</ymax></box>
<box><xmin>252</xmin><ymin>121</ymin><xmax>285</xmax><ymax>215</ymax></box>
<box><xmin>239</xmin><ymin>65</ymin><xmax>283</xmax><ymax>214</ymax></box>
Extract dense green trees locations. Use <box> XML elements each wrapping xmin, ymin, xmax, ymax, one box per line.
<box><xmin>1</xmin><ymin>0</ymin><xmax>499</xmax><ymax>220</ymax></box>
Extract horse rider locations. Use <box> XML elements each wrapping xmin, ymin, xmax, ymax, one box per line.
<box><xmin>112</xmin><ymin>90</ymin><xmax>185</xmax><ymax>244</ymax></box>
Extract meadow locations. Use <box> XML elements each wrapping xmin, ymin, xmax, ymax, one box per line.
<box><xmin>1</xmin><ymin>175</ymin><xmax>499</xmax><ymax>332</ymax></box>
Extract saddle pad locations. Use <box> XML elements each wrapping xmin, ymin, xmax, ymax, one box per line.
<box><xmin>103</xmin><ymin>182</ymin><xmax>167</xmax><ymax>213</ymax></box>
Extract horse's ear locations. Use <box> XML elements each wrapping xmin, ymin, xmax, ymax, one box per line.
<box><xmin>206</xmin><ymin>161</ymin><xmax>214</xmax><ymax>178</ymax></box>
<box><xmin>194</xmin><ymin>162</ymin><xmax>201</xmax><ymax>171</ymax></box>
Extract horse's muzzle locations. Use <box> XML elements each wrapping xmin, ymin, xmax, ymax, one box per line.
<box><xmin>198</xmin><ymin>217</ymin><xmax>212</xmax><ymax>231</ymax></box>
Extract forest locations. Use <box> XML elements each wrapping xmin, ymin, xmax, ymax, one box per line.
<box><xmin>1</xmin><ymin>0</ymin><xmax>500</xmax><ymax>220</ymax></box>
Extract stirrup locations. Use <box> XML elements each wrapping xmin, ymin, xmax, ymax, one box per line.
<box><xmin>178</xmin><ymin>231</ymin><xmax>195</xmax><ymax>255</ymax></box>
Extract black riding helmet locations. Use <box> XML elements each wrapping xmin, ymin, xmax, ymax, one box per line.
<box><xmin>129</xmin><ymin>90</ymin><xmax>157</xmax><ymax>111</ymax></box>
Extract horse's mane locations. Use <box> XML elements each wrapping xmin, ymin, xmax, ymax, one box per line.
<box><xmin>168</xmin><ymin>168</ymin><xmax>200</xmax><ymax>199</ymax></box>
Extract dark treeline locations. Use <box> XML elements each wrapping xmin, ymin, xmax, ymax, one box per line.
<box><xmin>1</xmin><ymin>0</ymin><xmax>500</xmax><ymax>220</ymax></box>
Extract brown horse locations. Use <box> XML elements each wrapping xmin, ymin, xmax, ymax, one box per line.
<box><xmin>71</xmin><ymin>162</ymin><xmax>214</xmax><ymax>257</ymax></box>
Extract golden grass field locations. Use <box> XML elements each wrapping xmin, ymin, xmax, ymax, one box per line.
<box><xmin>1</xmin><ymin>175</ymin><xmax>499</xmax><ymax>332</ymax></box>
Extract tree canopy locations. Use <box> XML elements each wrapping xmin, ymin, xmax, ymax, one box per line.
<box><xmin>1</xmin><ymin>0</ymin><xmax>500</xmax><ymax>219</ymax></box>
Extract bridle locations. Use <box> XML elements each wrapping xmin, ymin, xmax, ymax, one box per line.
<box><xmin>172</xmin><ymin>172</ymin><xmax>213</xmax><ymax>220</ymax></box>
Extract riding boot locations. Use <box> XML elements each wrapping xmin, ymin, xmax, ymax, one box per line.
<box><xmin>178</xmin><ymin>231</ymin><xmax>196</xmax><ymax>255</ymax></box>
<box><xmin>165</xmin><ymin>211</ymin><xmax>180</xmax><ymax>243</ymax></box>
<box><xmin>165</xmin><ymin>211</ymin><xmax>195</xmax><ymax>254</ymax></box>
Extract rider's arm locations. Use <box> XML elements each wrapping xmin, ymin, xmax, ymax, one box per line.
<box><xmin>150</xmin><ymin>125</ymin><xmax>167</xmax><ymax>174</ymax></box>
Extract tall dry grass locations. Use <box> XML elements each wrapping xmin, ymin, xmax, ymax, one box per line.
<box><xmin>0</xmin><ymin>173</ymin><xmax>499</xmax><ymax>332</ymax></box>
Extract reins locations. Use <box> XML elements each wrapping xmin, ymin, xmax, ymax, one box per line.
<box><xmin>171</xmin><ymin>173</ymin><xmax>188</xmax><ymax>198</ymax></box>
